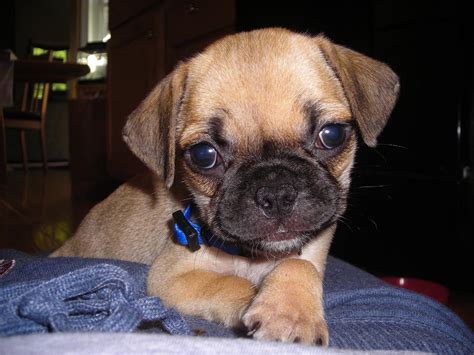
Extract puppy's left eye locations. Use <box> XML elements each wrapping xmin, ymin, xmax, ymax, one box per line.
<box><xmin>316</xmin><ymin>124</ymin><xmax>348</xmax><ymax>150</ymax></box>
<box><xmin>189</xmin><ymin>143</ymin><xmax>219</xmax><ymax>169</ymax></box>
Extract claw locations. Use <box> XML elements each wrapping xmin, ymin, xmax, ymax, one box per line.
<box><xmin>246</xmin><ymin>321</ymin><xmax>261</xmax><ymax>336</ymax></box>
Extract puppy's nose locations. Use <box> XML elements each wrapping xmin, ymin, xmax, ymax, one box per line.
<box><xmin>255</xmin><ymin>184</ymin><xmax>297</xmax><ymax>218</ymax></box>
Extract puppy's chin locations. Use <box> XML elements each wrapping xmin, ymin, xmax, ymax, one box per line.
<box><xmin>210</xmin><ymin>225</ymin><xmax>320</xmax><ymax>257</ymax></box>
<box><xmin>251</xmin><ymin>233</ymin><xmax>309</xmax><ymax>256</ymax></box>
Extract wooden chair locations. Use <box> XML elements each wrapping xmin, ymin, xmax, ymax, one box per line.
<box><xmin>3</xmin><ymin>43</ymin><xmax>57</xmax><ymax>172</ymax></box>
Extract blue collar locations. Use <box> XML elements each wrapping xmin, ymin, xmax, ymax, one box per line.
<box><xmin>172</xmin><ymin>205</ymin><xmax>241</xmax><ymax>256</ymax></box>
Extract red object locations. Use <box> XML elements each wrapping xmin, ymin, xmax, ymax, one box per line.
<box><xmin>381</xmin><ymin>277</ymin><xmax>449</xmax><ymax>304</ymax></box>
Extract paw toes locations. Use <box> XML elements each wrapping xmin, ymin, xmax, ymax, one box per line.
<box><xmin>313</xmin><ymin>326</ymin><xmax>329</xmax><ymax>346</ymax></box>
<box><xmin>242</xmin><ymin>300</ymin><xmax>329</xmax><ymax>346</ymax></box>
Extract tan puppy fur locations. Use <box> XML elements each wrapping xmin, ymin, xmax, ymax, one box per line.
<box><xmin>52</xmin><ymin>28</ymin><xmax>399</xmax><ymax>345</ymax></box>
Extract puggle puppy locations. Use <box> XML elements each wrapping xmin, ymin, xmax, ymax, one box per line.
<box><xmin>53</xmin><ymin>28</ymin><xmax>399</xmax><ymax>345</ymax></box>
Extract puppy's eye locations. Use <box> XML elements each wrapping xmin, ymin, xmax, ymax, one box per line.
<box><xmin>189</xmin><ymin>143</ymin><xmax>219</xmax><ymax>169</ymax></box>
<box><xmin>316</xmin><ymin>124</ymin><xmax>347</xmax><ymax>150</ymax></box>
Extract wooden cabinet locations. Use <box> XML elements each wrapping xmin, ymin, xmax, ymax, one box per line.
<box><xmin>107</xmin><ymin>0</ymin><xmax>235</xmax><ymax>180</ymax></box>
<box><xmin>107</xmin><ymin>9</ymin><xmax>162</xmax><ymax>179</ymax></box>
<box><xmin>69</xmin><ymin>98</ymin><xmax>109</xmax><ymax>201</ymax></box>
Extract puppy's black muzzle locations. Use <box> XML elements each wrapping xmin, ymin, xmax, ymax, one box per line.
<box><xmin>215</xmin><ymin>152</ymin><xmax>343</xmax><ymax>246</ymax></box>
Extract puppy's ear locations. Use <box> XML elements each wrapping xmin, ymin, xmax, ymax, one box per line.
<box><xmin>316</xmin><ymin>36</ymin><xmax>400</xmax><ymax>147</ymax></box>
<box><xmin>123</xmin><ymin>63</ymin><xmax>187</xmax><ymax>188</ymax></box>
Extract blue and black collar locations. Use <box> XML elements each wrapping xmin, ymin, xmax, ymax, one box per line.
<box><xmin>172</xmin><ymin>205</ymin><xmax>241</xmax><ymax>256</ymax></box>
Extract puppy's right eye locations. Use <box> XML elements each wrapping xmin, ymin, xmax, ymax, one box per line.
<box><xmin>189</xmin><ymin>143</ymin><xmax>219</xmax><ymax>169</ymax></box>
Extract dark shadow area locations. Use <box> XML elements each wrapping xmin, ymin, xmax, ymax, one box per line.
<box><xmin>237</xmin><ymin>0</ymin><xmax>473</xmax><ymax>293</ymax></box>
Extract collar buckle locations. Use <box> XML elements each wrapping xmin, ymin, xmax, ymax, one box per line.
<box><xmin>172</xmin><ymin>204</ymin><xmax>241</xmax><ymax>255</ymax></box>
<box><xmin>172</xmin><ymin>210</ymin><xmax>201</xmax><ymax>252</ymax></box>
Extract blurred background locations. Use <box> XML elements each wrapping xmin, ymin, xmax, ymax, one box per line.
<box><xmin>0</xmin><ymin>0</ymin><xmax>472</xmax><ymax>328</ymax></box>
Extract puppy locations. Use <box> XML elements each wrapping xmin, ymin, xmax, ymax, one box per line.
<box><xmin>53</xmin><ymin>28</ymin><xmax>399</xmax><ymax>345</ymax></box>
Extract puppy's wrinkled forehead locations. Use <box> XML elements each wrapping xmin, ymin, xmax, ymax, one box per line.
<box><xmin>180</xmin><ymin>29</ymin><xmax>351</xmax><ymax>150</ymax></box>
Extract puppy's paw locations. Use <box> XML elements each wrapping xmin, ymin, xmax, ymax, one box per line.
<box><xmin>241</xmin><ymin>296</ymin><xmax>328</xmax><ymax>346</ymax></box>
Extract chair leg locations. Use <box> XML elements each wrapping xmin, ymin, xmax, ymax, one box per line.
<box><xmin>20</xmin><ymin>130</ymin><xmax>28</xmax><ymax>172</ymax></box>
<box><xmin>40</xmin><ymin>128</ymin><xmax>48</xmax><ymax>172</ymax></box>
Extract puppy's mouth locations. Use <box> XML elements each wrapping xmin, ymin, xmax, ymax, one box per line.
<box><xmin>223</xmin><ymin>228</ymin><xmax>307</xmax><ymax>243</ymax></box>
<box><xmin>213</xmin><ymin>195</ymin><xmax>339</xmax><ymax>255</ymax></box>
<box><xmin>248</xmin><ymin>229</ymin><xmax>312</xmax><ymax>254</ymax></box>
<box><xmin>210</xmin><ymin>221</ymin><xmax>328</xmax><ymax>256</ymax></box>
<box><xmin>265</xmin><ymin>227</ymin><xmax>300</xmax><ymax>241</ymax></box>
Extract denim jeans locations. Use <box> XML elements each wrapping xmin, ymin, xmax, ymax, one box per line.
<box><xmin>1</xmin><ymin>250</ymin><xmax>473</xmax><ymax>354</ymax></box>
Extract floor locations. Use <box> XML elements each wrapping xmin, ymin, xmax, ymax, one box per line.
<box><xmin>1</xmin><ymin>168</ymin><xmax>473</xmax><ymax>332</ymax></box>
<box><xmin>0</xmin><ymin>169</ymin><xmax>93</xmax><ymax>254</ymax></box>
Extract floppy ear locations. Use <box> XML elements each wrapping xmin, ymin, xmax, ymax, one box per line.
<box><xmin>122</xmin><ymin>63</ymin><xmax>188</xmax><ymax>188</ymax></box>
<box><xmin>316</xmin><ymin>36</ymin><xmax>400</xmax><ymax>147</ymax></box>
